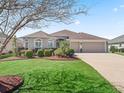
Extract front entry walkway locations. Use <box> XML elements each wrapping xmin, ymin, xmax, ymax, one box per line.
<box><xmin>76</xmin><ymin>53</ymin><xmax>124</xmax><ymax>93</ymax></box>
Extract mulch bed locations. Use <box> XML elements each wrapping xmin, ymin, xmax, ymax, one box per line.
<box><xmin>0</xmin><ymin>76</ymin><xmax>23</xmax><ymax>93</ymax></box>
<box><xmin>45</xmin><ymin>56</ymin><xmax>79</xmax><ymax>61</ymax></box>
<box><xmin>0</xmin><ymin>56</ymin><xmax>27</xmax><ymax>63</ymax></box>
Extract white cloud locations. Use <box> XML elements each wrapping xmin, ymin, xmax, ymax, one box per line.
<box><xmin>120</xmin><ymin>5</ymin><xmax>124</xmax><ymax>8</ymax></box>
<box><xmin>74</xmin><ymin>20</ymin><xmax>80</xmax><ymax>25</ymax></box>
<box><xmin>113</xmin><ymin>8</ymin><xmax>118</xmax><ymax>12</ymax></box>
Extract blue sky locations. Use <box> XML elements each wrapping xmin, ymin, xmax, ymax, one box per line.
<box><xmin>16</xmin><ymin>0</ymin><xmax>124</xmax><ymax>39</ymax></box>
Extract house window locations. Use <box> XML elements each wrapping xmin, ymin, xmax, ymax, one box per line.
<box><xmin>35</xmin><ymin>39</ymin><xmax>43</xmax><ymax>49</ymax></box>
<box><xmin>25</xmin><ymin>40</ymin><xmax>28</xmax><ymax>49</ymax></box>
<box><xmin>48</xmin><ymin>40</ymin><xmax>54</xmax><ymax>48</ymax></box>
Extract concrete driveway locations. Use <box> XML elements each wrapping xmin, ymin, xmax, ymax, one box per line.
<box><xmin>76</xmin><ymin>53</ymin><xmax>124</xmax><ymax>93</ymax></box>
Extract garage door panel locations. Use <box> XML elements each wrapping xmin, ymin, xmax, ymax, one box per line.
<box><xmin>83</xmin><ymin>42</ymin><xmax>105</xmax><ymax>53</ymax></box>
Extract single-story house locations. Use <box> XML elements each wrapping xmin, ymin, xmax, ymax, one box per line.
<box><xmin>108</xmin><ymin>35</ymin><xmax>124</xmax><ymax>49</ymax></box>
<box><xmin>21</xmin><ymin>30</ymin><xmax>108</xmax><ymax>53</ymax></box>
<box><xmin>51</xmin><ymin>30</ymin><xmax>108</xmax><ymax>53</ymax></box>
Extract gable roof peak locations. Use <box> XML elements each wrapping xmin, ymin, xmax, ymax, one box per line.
<box><xmin>22</xmin><ymin>31</ymin><xmax>51</xmax><ymax>38</ymax></box>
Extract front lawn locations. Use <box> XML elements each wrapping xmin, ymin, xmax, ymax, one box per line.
<box><xmin>0</xmin><ymin>59</ymin><xmax>119</xmax><ymax>93</ymax></box>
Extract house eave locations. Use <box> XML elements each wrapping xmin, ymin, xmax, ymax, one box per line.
<box><xmin>68</xmin><ymin>39</ymin><xmax>107</xmax><ymax>42</ymax></box>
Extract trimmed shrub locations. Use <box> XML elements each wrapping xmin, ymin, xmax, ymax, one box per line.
<box><xmin>37</xmin><ymin>50</ymin><xmax>44</xmax><ymax>57</ymax></box>
<box><xmin>54</xmin><ymin>48</ymin><xmax>64</xmax><ymax>57</ymax></box>
<box><xmin>66</xmin><ymin>48</ymin><xmax>75</xmax><ymax>57</ymax></box>
<box><xmin>44</xmin><ymin>49</ymin><xmax>52</xmax><ymax>57</ymax></box>
<box><xmin>110</xmin><ymin>46</ymin><xmax>117</xmax><ymax>53</ymax></box>
<box><xmin>25</xmin><ymin>50</ymin><xmax>33</xmax><ymax>58</ymax></box>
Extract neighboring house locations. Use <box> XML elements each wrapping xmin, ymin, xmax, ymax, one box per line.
<box><xmin>21</xmin><ymin>30</ymin><xmax>108</xmax><ymax>53</ymax></box>
<box><xmin>108</xmin><ymin>35</ymin><xmax>124</xmax><ymax>49</ymax></box>
<box><xmin>0</xmin><ymin>32</ymin><xmax>23</xmax><ymax>53</ymax></box>
<box><xmin>21</xmin><ymin>31</ymin><xmax>57</xmax><ymax>49</ymax></box>
<box><xmin>0</xmin><ymin>32</ymin><xmax>13</xmax><ymax>52</ymax></box>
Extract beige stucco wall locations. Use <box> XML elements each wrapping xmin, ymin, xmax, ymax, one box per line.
<box><xmin>70</xmin><ymin>42</ymin><xmax>80</xmax><ymax>52</ymax></box>
<box><xmin>22</xmin><ymin>37</ymin><xmax>57</xmax><ymax>49</ymax></box>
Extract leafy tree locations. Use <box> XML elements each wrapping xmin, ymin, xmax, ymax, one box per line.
<box><xmin>0</xmin><ymin>0</ymin><xmax>88</xmax><ymax>53</ymax></box>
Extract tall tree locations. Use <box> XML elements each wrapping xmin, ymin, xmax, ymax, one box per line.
<box><xmin>0</xmin><ymin>0</ymin><xmax>87</xmax><ymax>53</ymax></box>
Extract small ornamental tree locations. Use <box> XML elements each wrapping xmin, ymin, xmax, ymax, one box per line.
<box><xmin>59</xmin><ymin>41</ymin><xmax>70</xmax><ymax>55</ymax></box>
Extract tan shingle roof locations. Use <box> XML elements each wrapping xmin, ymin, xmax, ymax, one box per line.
<box><xmin>76</xmin><ymin>32</ymin><xmax>107</xmax><ymax>40</ymax></box>
<box><xmin>51</xmin><ymin>30</ymin><xmax>77</xmax><ymax>37</ymax></box>
<box><xmin>22</xmin><ymin>31</ymin><xmax>53</xmax><ymax>38</ymax></box>
<box><xmin>51</xmin><ymin>30</ymin><xmax>107</xmax><ymax>40</ymax></box>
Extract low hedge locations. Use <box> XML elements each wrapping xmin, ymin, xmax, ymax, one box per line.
<box><xmin>0</xmin><ymin>53</ymin><xmax>14</xmax><ymax>59</ymax></box>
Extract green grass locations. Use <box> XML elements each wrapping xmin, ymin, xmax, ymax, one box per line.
<box><xmin>0</xmin><ymin>59</ymin><xmax>119</xmax><ymax>93</ymax></box>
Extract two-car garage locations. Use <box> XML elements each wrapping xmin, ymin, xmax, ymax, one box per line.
<box><xmin>70</xmin><ymin>41</ymin><xmax>107</xmax><ymax>53</ymax></box>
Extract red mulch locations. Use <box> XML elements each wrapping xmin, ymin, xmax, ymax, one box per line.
<box><xmin>0</xmin><ymin>56</ymin><xmax>27</xmax><ymax>63</ymax></box>
<box><xmin>0</xmin><ymin>76</ymin><xmax>23</xmax><ymax>93</ymax></box>
<box><xmin>45</xmin><ymin>56</ymin><xmax>79</xmax><ymax>61</ymax></box>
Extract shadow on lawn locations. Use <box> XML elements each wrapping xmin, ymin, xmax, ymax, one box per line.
<box><xmin>18</xmin><ymin>69</ymin><xmax>119</xmax><ymax>93</ymax></box>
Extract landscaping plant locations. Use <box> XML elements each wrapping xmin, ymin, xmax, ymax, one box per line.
<box><xmin>54</xmin><ymin>48</ymin><xmax>64</xmax><ymax>57</ymax></box>
<box><xmin>44</xmin><ymin>49</ymin><xmax>52</xmax><ymax>57</ymax></box>
<box><xmin>110</xmin><ymin>46</ymin><xmax>118</xmax><ymax>53</ymax></box>
<box><xmin>37</xmin><ymin>50</ymin><xmax>44</xmax><ymax>57</ymax></box>
<box><xmin>59</xmin><ymin>41</ymin><xmax>70</xmax><ymax>55</ymax></box>
<box><xmin>25</xmin><ymin>50</ymin><xmax>33</xmax><ymax>58</ymax></box>
<box><xmin>66</xmin><ymin>48</ymin><xmax>75</xmax><ymax>57</ymax></box>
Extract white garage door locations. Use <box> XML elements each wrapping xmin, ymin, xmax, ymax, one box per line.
<box><xmin>83</xmin><ymin>42</ymin><xmax>106</xmax><ymax>53</ymax></box>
